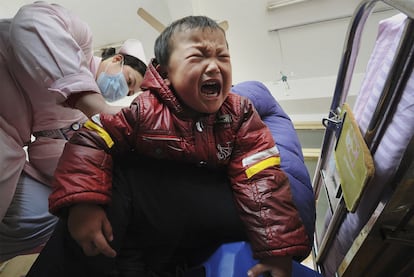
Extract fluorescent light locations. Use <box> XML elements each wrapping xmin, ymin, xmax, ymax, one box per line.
<box><xmin>267</xmin><ymin>0</ymin><xmax>308</xmax><ymax>10</ymax></box>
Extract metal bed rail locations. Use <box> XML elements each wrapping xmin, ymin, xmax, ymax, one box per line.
<box><xmin>313</xmin><ymin>0</ymin><xmax>414</xmax><ymax>268</ymax></box>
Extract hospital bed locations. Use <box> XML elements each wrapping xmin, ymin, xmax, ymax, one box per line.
<box><xmin>312</xmin><ymin>0</ymin><xmax>414</xmax><ymax>276</ymax></box>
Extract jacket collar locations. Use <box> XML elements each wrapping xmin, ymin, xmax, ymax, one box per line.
<box><xmin>141</xmin><ymin>59</ymin><xmax>185</xmax><ymax>115</ymax></box>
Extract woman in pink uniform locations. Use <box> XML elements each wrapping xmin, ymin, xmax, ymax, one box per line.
<box><xmin>0</xmin><ymin>1</ymin><xmax>147</xmax><ymax>262</ymax></box>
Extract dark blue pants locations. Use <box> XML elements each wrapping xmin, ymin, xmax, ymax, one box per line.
<box><xmin>27</xmin><ymin>156</ymin><xmax>247</xmax><ymax>277</ymax></box>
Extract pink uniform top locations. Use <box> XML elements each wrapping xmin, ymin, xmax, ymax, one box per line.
<box><xmin>0</xmin><ymin>2</ymin><xmax>101</xmax><ymax>219</ymax></box>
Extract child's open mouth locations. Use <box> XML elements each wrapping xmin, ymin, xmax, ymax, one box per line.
<box><xmin>201</xmin><ymin>81</ymin><xmax>221</xmax><ymax>97</ymax></box>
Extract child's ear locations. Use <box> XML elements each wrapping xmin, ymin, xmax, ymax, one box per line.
<box><xmin>156</xmin><ymin>64</ymin><xmax>170</xmax><ymax>84</ymax></box>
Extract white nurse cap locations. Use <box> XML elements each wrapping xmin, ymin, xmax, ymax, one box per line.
<box><xmin>119</xmin><ymin>39</ymin><xmax>147</xmax><ymax>64</ymax></box>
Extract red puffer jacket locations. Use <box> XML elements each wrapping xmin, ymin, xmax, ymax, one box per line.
<box><xmin>49</xmin><ymin>61</ymin><xmax>310</xmax><ymax>259</ymax></box>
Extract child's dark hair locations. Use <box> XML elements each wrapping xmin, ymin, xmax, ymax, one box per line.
<box><xmin>101</xmin><ymin>47</ymin><xmax>147</xmax><ymax>77</ymax></box>
<box><xmin>154</xmin><ymin>15</ymin><xmax>226</xmax><ymax>67</ymax></box>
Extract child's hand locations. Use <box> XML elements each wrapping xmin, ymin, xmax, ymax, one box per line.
<box><xmin>68</xmin><ymin>203</ymin><xmax>116</xmax><ymax>258</ymax></box>
<box><xmin>247</xmin><ymin>255</ymin><xmax>292</xmax><ymax>277</ymax></box>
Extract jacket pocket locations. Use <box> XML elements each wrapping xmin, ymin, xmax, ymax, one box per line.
<box><xmin>139</xmin><ymin>134</ymin><xmax>185</xmax><ymax>159</ymax></box>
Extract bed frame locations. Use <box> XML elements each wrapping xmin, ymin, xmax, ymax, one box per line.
<box><xmin>312</xmin><ymin>0</ymin><xmax>414</xmax><ymax>276</ymax></box>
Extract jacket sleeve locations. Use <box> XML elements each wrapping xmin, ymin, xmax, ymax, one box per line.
<box><xmin>49</xmin><ymin>104</ymin><xmax>139</xmax><ymax>215</ymax></box>
<box><xmin>227</xmin><ymin>98</ymin><xmax>310</xmax><ymax>260</ymax></box>
<box><xmin>232</xmin><ymin>81</ymin><xmax>315</xmax><ymax>255</ymax></box>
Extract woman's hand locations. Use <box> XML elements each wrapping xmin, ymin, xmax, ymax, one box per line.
<box><xmin>68</xmin><ymin>203</ymin><xmax>116</xmax><ymax>257</ymax></box>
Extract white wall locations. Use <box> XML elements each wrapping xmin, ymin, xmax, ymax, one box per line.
<box><xmin>264</xmin><ymin>8</ymin><xmax>397</xmax><ymax>121</ymax></box>
<box><xmin>1</xmin><ymin>0</ymin><xmax>400</xmax><ymax>122</ymax></box>
<box><xmin>183</xmin><ymin>0</ymin><xmax>398</xmax><ymax>121</ymax></box>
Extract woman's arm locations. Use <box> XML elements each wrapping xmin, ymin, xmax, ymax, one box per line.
<box><xmin>74</xmin><ymin>92</ymin><xmax>123</xmax><ymax>117</ymax></box>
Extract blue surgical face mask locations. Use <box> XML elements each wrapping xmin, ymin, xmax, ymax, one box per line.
<box><xmin>97</xmin><ymin>61</ymin><xmax>129</xmax><ymax>102</ymax></box>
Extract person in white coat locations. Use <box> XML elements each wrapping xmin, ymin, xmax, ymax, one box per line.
<box><xmin>0</xmin><ymin>1</ymin><xmax>147</xmax><ymax>262</ymax></box>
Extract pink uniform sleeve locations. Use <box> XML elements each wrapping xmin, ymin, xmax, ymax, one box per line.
<box><xmin>9</xmin><ymin>2</ymin><xmax>100</xmax><ymax>98</ymax></box>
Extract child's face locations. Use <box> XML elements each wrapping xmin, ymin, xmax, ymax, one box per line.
<box><xmin>164</xmin><ymin>28</ymin><xmax>232</xmax><ymax>114</ymax></box>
